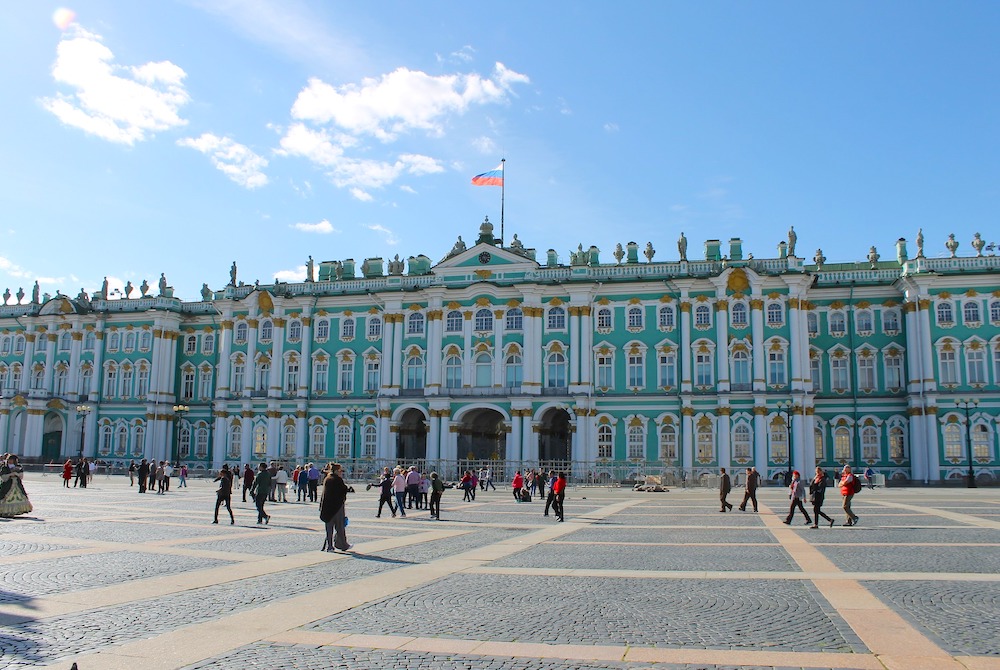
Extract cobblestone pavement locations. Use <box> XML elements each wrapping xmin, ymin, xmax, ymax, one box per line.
<box><xmin>1</xmin><ymin>477</ymin><xmax>999</xmax><ymax>670</ymax></box>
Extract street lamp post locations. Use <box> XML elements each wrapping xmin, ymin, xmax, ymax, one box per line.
<box><xmin>346</xmin><ymin>405</ymin><xmax>364</xmax><ymax>460</ymax></box>
<box><xmin>956</xmin><ymin>399</ymin><xmax>979</xmax><ymax>489</ymax></box>
<box><xmin>76</xmin><ymin>404</ymin><xmax>92</xmax><ymax>458</ymax></box>
<box><xmin>172</xmin><ymin>404</ymin><xmax>189</xmax><ymax>465</ymax></box>
<box><xmin>777</xmin><ymin>400</ymin><xmax>793</xmax><ymax>486</ymax></box>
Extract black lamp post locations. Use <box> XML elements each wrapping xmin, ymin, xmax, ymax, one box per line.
<box><xmin>956</xmin><ymin>398</ymin><xmax>978</xmax><ymax>488</ymax></box>
<box><xmin>172</xmin><ymin>404</ymin><xmax>189</xmax><ymax>465</ymax></box>
<box><xmin>76</xmin><ymin>404</ymin><xmax>92</xmax><ymax>458</ymax></box>
<box><xmin>777</xmin><ymin>400</ymin><xmax>793</xmax><ymax>485</ymax></box>
<box><xmin>346</xmin><ymin>405</ymin><xmax>364</xmax><ymax>459</ymax></box>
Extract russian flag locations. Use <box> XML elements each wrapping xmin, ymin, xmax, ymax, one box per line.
<box><xmin>471</xmin><ymin>163</ymin><xmax>504</xmax><ymax>186</ymax></box>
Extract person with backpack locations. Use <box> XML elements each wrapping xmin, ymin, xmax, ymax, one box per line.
<box><xmin>839</xmin><ymin>465</ymin><xmax>861</xmax><ymax>526</ymax></box>
<box><xmin>782</xmin><ymin>470</ymin><xmax>811</xmax><ymax>526</ymax></box>
<box><xmin>429</xmin><ymin>471</ymin><xmax>445</xmax><ymax>520</ymax></box>
<box><xmin>719</xmin><ymin>467</ymin><xmax>733</xmax><ymax>512</ymax></box>
<box><xmin>808</xmin><ymin>466</ymin><xmax>835</xmax><ymax>528</ymax></box>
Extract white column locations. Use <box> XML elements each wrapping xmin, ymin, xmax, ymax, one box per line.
<box><xmin>425</xmin><ymin>310</ymin><xmax>442</xmax><ymax>393</ymax></box>
<box><xmin>680</xmin><ymin>301</ymin><xmax>692</xmax><ymax>392</ymax></box>
<box><xmin>426</xmin><ymin>411</ymin><xmax>440</xmax><ymax>460</ymax></box>
<box><xmin>579</xmin><ymin>306</ymin><xmax>593</xmax><ymax>388</ymax></box>
<box><xmin>217</xmin><ymin>319</ymin><xmax>233</xmax><ymax>399</ymax></box>
<box><xmin>19</xmin><ymin>332</ymin><xmax>36</xmax><ymax>392</ymax></box>
<box><xmin>788</xmin><ymin>299</ymin><xmax>802</xmax><ymax>392</ymax></box>
<box><xmin>751</xmin><ymin>299</ymin><xmax>766</xmax><ymax>392</ymax></box>
<box><xmin>681</xmin><ymin>410</ymin><xmax>694</xmax><ymax>470</ymax></box>
<box><xmin>381</xmin><ymin>313</ymin><xmax>396</xmax><ymax>395</ymax></box>
<box><xmin>42</xmin><ymin>333</ymin><xmax>57</xmax><ymax>390</ymax></box>
<box><xmin>212</xmin><ymin>409</ymin><xmax>227</xmax><ymax>469</ymax></box>
<box><xmin>801</xmin><ymin>409</ymin><xmax>816</xmax><ymax>475</ymax></box>
<box><xmin>521</xmin><ymin>413</ymin><xmax>534</xmax><ymax>461</ymax></box>
<box><xmin>492</xmin><ymin>308</ymin><xmax>505</xmax><ymax>386</ymax></box>
<box><xmin>462</xmin><ymin>310</ymin><xmax>473</xmax><ymax>386</ymax></box>
<box><xmin>391</xmin><ymin>314</ymin><xmax>404</xmax><ymax>390</ymax></box>
<box><xmin>244</xmin><ymin>319</ymin><xmax>258</xmax><ymax>395</ymax></box>
<box><xmin>717</xmin><ymin>409</ymin><xmax>731</xmax><ymax>469</ymax></box>
<box><xmin>269</xmin><ymin>317</ymin><xmax>286</xmax><ymax>398</ymax></box>
<box><xmin>523</xmin><ymin>305</ymin><xmax>542</xmax><ymax>393</ymax></box>
<box><xmin>298</xmin><ymin>315</ymin><xmax>313</xmax><ymax>397</ymax></box>
<box><xmin>791</xmin><ymin>410</ymin><xmax>805</xmax><ymax>475</ymax></box>
<box><xmin>568</xmin><ymin>306</ymin><xmax>581</xmax><ymax>385</ymax></box>
<box><xmin>715</xmin><ymin>301</ymin><xmax>729</xmax><ymax>392</ymax></box>
<box><xmin>509</xmin><ymin>411</ymin><xmax>522</xmax><ymax>461</ymax></box>
<box><xmin>68</xmin><ymin>329</ymin><xmax>83</xmax><ymax>399</ymax></box>
<box><xmin>90</xmin><ymin>326</ymin><xmax>105</xmax><ymax>400</ymax></box>
<box><xmin>753</xmin><ymin>408</ymin><xmax>768</xmax><ymax>473</ymax></box>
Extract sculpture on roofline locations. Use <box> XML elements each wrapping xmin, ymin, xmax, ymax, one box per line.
<box><xmin>813</xmin><ymin>249</ymin><xmax>826</xmax><ymax>269</ymax></box>
<box><xmin>305</xmin><ymin>256</ymin><xmax>315</xmax><ymax>282</ymax></box>
<box><xmin>3</xmin><ymin>288</ymin><xmax>10</xmax><ymax>304</ymax></box>
<box><xmin>509</xmin><ymin>234</ymin><xmax>524</xmax><ymax>251</ymax></box>
<box><xmin>868</xmin><ymin>246</ymin><xmax>880</xmax><ymax>268</ymax></box>
<box><xmin>101</xmin><ymin>277</ymin><xmax>109</xmax><ymax>300</ymax></box>
<box><xmin>972</xmin><ymin>232</ymin><xmax>985</xmax><ymax>257</ymax></box>
<box><xmin>158</xmin><ymin>273</ymin><xmax>168</xmax><ymax>295</ymax></box>
<box><xmin>124</xmin><ymin>281</ymin><xmax>133</xmax><ymax>299</ymax></box>
<box><xmin>678</xmin><ymin>232</ymin><xmax>688</xmax><ymax>261</ymax></box>
<box><xmin>945</xmin><ymin>233</ymin><xmax>959</xmax><ymax>258</ymax></box>
<box><xmin>915</xmin><ymin>228</ymin><xmax>925</xmax><ymax>258</ymax></box>
<box><xmin>16</xmin><ymin>287</ymin><xmax>25</xmax><ymax>303</ymax></box>
<box><xmin>31</xmin><ymin>281</ymin><xmax>39</xmax><ymax>304</ymax></box>
<box><xmin>201</xmin><ymin>283</ymin><xmax>213</xmax><ymax>301</ymax></box>
<box><xmin>787</xmin><ymin>226</ymin><xmax>797</xmax><ymax>257</ymax></box>
<box><xmin>644</xmin><ymin>242</ymin><xmax>655</xmax><ymax>263</ymax></box>
<box><xmin>613</xmin><ymin>243</ymin><xmax>625</xmax><ymax>264</ymax></box>
<box><xmin>140</xmin><ymin>279</ymin><xmax>150</xmax><ymax>297</ymax></box>
<box><xmin>230</xmin><ymin>261</ymin><xmax>237</xmax><ymax>286</ymax></box>
<box><xmin>451</xmin><ymin>236</ymin><xmax>466</xmax><ymax>256</ymax></box>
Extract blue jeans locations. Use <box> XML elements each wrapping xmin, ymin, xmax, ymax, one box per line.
<box><xmin>394</xmin><ymin>492</ymin><xmax>407</xmax><ymax>515</ymax></box>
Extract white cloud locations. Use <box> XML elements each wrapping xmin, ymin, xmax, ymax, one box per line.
<box><xmin>472</xmin><ymin>136</ymin><xmax>497</xmax><ymax>154</ymax></box>
<box><xmin>367</xmin><ymin>224</ymin><xmax>400</xmax><ymax>245</ymax></box>
<box><xmin>604</xmin><ymin>122</ymin><xmax>619</xmax><ymax>133</ymax></box>
<box><xmin>291</xmin><ymin>219</ymin><xmax>339</xmax><ymax>234</ymax></box>
<box><xmin>177</xmin><ymin>133</ymin><xmax>269</xmax><ymax>188</ymax></box>
<box><xmin>41</xmin><ymin>26</ymin><xmax>190</xmax><ymax>145</ymax></box>
<box><xmin>274</xmin><ymin>266</ymin><xmax>307</xmax><ymax>283</ymax></box>
<box><xmin>290</xmin><ymin>62</ymin><xmax>529</xmax><ymax>141</ymax></box>
<box><xmin>350</xmin><ymin>188</ymin><xmax>373</xmax><ymax>202</ymax></box>
<box><xmin>0</xmin><ymin>256</ymin><xmax>30</xmax><ymax>279</ymax></box>
<box><xmin>399</xmin><ymin>185</ymin><xmax>416</xmax><ymax>194</ymax></box>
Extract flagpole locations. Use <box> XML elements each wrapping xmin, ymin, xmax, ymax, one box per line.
<box><xmin>500</xmin><ymin>158</ymin><xmax>505</xmax><ymax>246</ymax></box>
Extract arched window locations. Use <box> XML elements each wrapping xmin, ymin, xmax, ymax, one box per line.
<box><xmin>829</xmin><ymin>312</ymin><xmax>846</xmax><ymax>335</ymax></box>
<box><xmin>367</xmin><ymin>316</ymin><xmax>382</xmax><ymax>339</ymax></box>
<box><xmin>184</xmin><ymin>335</ymin><xmax>197</xmax><ymax>355</ymax></box>
<box><xmin>659</xmin><ymin>305</ymin><xmax>675</xmax><ymax>329</ymax></box>
<box><xmin>474</xmin><ymin>308</ymin><xmax>493</xmax><ymax>332</ymax></box>
<box><xmin>807</xmin><ymin>312</ymin><xmax>819</xmax><ymax>335</ymax></box>
<box><xmin>973</xmin><ymin>424</ymin><xmax>991</xmax><ymax>461</ymax></box>
<box><xmin>991</xmin><ymin>300</ymin><xmax>1000</xmax><ymax>324</ymax></box>
<box><xmin>547</xmin><ymin>306</ymin><xmax>566</xmax><ymax>330</ymax></box>
<box><xmin>598</xmin><ymin>424</ymin><xmax>613</xmax><ymax>459</ymax></box>
<box><xmin>444</xmin><ymin>355</ymin><xmax>462</xmax><ymax>389</ymax></box>
<box><xmin>259</xmin><ymin>320</ymin><xmax>273</xmax><ymax>342</ymax></box>
<box><xmin>133</xmin><ymin>425</ymin><xmax>145</xmax><ymax>458</ymax></box>
<box><xmin>315</xmin><ymin>319</ymin><xmax>330</xmax><ymax>340</ymax></box>
<box><xmin>253</xmin><ymin>424</ymin><xmax>267</xmax><ymax>458</ymax></box>
<box><xmin>407</xmin><ymin>313</ymin><xmax>425</xmax><ymax>335</ymax></box>
<box><xmin>694</xmin><ymin>305</ymin><xmax>711</xmax><ymax>327</ymax></box>
<box><xmin>861</xmin><ymin>425</ymin><xmax>879</xmax><ymax>461</ymax></box>
<box><xmin>310</xmin><ymin>425</ymin><xmax>325</xmax><ymax>458</ymax></box>
<box><xmin>504</xmin><ymin>354</ymin><xmax>523</xmax><ymax>388</ymax></box>
<box><xmin>505</xmin><ymin>308</ymin><xmax>523</xmax><ymax>331</ymax></box>
<box><xmin>731</xmin><ymin>303</ymin><xmax>748</xmax><ymax>328</ymax></box>
<box><xmin>195</xmin><ymin>427</ymin><xmax>209</xmax><ymax>459</ymax></box>
<box><xmin>474</xmin><ymin>352</ymin><xmax>492</xmax><ymax>387</ymax></box>
<box><xmin>257</xmin><ymin>362</ymin><xmax>270</xmax><ymax>392</ymax></box>
<box><xmin>404</xmin><ymin>355</ymin><xmax>425</xmax><ymax>389</ymax></box>
<box><xmin>733</xmin><ymin>424</ymin><xmax>751</xmax><ymax>460</ymax></box>
<box><xmin>770</xmin><ymin>421</ymin><xmax>788</xmax><ymax>461</ymax></box>
<box><xmin>814</xmin><ymin>427</ymin><xmax>825</xmax><ymax>462</ymax></box>
<box><xmin>228</xmin><ymin>424</ymin><xmax>242</xmax><ymax>459</ymax></box>
<box><xmin>202</xmin><ymin>333</ymin><xmax>215</xmax><ymax>354</ymax></box>
<box><xmin>767</xmin><ymin>303</ymin><xmax>784</xmax><ymax>326</ymax></box>
<box><xmin>31</xmin><ymin>365</ymin><xmax>44</xmax><ymax>390</ymax></box>
<box><xmin>362</xmin><ymin>424</ymin><xmax>377</xmax><ymax>458</ymax></box>
<box><xmin>285</xmin><ymin>358</ymin><xmax>300</xmax><ymax>393</ymax></box>
<box><xmin>139</xmin><ymin>331</ymin><xmax>152</xmax><ymax>351</ymax></box>
<box><xmin>731</xmin><ymin>350</ymin><xmax>750</xmax><ymax>387</ymax></box>
<box><xmin>883</xmin><ymin>310</ymin><xmax>900</xmax><ymax>332</ymax></box>
<box><xmin>545</xmin><ymin>351</ymin><xmax>566</xmax><ymax>387</ymax></box>
<box><xmin>660</xmin><ymin>424</ymin><xmax>677</xmax><ymax>461</ymax></box>
<box><xmin>235</xmin><ymin>322</ymin><xmax>248</xmax><ymax>343</ymax></box>
<box><xmin>889</xmin><ymin>426</ymin><xmax>905</xmax><ymax>460</ymax></box>
<box><xmin>336</xmin><ymin>424</ymin><xmax>351</xmax><ymax>458</ymax></box>
<box><xmin>627</xmin><ymin>306</ymin><xmax>644</xmax><ymax>329</ymax></box>
<box><xmin>341</xmin><ymin>317</ymin><xmax>355</xmax><ymax>340</ymax></box>
<box><xmin>288</xmin><ymin>320</ymin><xmax>302</xmax><ymax>341</ymax></box>
<box><xmin>178</xmin><ymin>424</ymin><xmax>191</xmax><ymax>458</ymax></box>
<box><xmin>697</xmin><ymin>422</ymin><xmax>714</xmax><ymax>461</ymax></box>
<box><xmin>59</xmin><ymin>331</ymin><xmax>72</xmax><ymax>352</ymax></box>
<box><xmin>115</xmin><ymin>425</ymin><xmax>128</xmax><ymax>456</ymax></box>
<box><xmin>0</xmin><ymin>336</ymin><xmax>9</xmax><ymax>356</ymax></box>
<box><xmin>834</xmin><ymin>427</ymin><xmax>851</xmax><ymax>461</ymax></box>
<box><xmin>54</xmin><ymin>367</ymin><xmax>69</xmax><ymax>396</ymax></box>
<box><xmin>282</xmin><ymin>425</ymin><xmax>296</xmax><ymax>458</ymax></box>
<box><xmin>627</xmin><ymin>425</ymin><xmax>645</xmax><ymax>459</ymax></box>
<box><xmin>445</xmin><ymin>310</ymin><xmax>463</xmax><ymax>332</ymax></box>
<box><xmin>597</xmin><ymin>308</ymin><xmax>612</xmax><ymax>330</ymax></box>
<box><xmin>108</xmin><ymin>332</ymin><xmax>121</xmax><ymax>352</ymax></box>
<box><xmin>99</xmin><ymin>425</ymin><xmax>113</xmax><ymax>456</ymax></box>
<box><xmin>937</xmin><ymin>302</ymin><xmax>954</xmax><ymax>325</ymax></box>
<box><xmin>856</xmin><ymin>310</ymin><xmax>873</xmax><ymax>333</ymax></box>
<box><xmin>943</xmin><ymin>423</ymin><xmax>962</xmax><ymax>460</ymax></box>
<box><xmin>964</xmin><ymin>301</ymin><xmax>981</xmax><ymax>324</ymax></box>
<box><xmin>13</xmin><ymin>334</ymin><xmax>25</xmax><ymax>354</ymax></box>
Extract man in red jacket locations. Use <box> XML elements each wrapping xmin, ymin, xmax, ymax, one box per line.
<box><xmin>511</xmin><ymin>470</ymin><xmax>524</xmax><ymax>503</ymax></box>
<box><xmin>551</xmin><ymin>472</ymin><xmax>567</xmax><ymax>522</ymax></box>
<box><xmin>839</xmin><ymin>465</ymin><xmax>860</xmax><ymax>527</ymax></box>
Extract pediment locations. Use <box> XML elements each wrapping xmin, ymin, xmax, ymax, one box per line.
<box><xmin>434</xmin><ymin>243</ymin><xmax>539</xmax><ymax>272</ymax></box>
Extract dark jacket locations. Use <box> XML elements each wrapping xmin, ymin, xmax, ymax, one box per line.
<box><xmin>214</xmin><ymin>470</ymin><xmax>233</xmax><ymax>496</ymax></box>
<box><xmin>720</xmin><ymin>473</ymin><xmax>731</xmax><ymax>494</ymax></box>
<box><xmin>319</xmin><ymin>474</ymin><xmax>349</xmax><ymax>523</ymax></box>
<box><xmin>808</xmin><ymin>476</ymin><xmax>827</xmax><ymax>503</ymax></box>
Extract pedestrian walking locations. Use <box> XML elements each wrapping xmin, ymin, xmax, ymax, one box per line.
<box><xmin>719</xmin><ymin>467</ymin><xmax>733</xmax><ymax>512</ymax></box>
<box><xmin>405</xmin><ymin>466</ymin><xmax>420</xmax><ymax>509</ymax></box>
<box><xmin>275</xmin><ymin>466</ymin><xmax>289</xmax><ymax>502</ymax></box>
<box><xmin>297</xmin><ymin>465</ymin><xmax>309</xmax><ymax>502</ymax></box>
<box><xmin>241</xmin><ymin>464</ymin><xmax>254</xmax><ymax>502</ymax></box>
<box><xmin>75</xmin><ymin>458</ymin><xmax>88</xmax><ymax>488</ymax></box>
<box><xmin>484</xmin><ymin>467</ymin><xmax>496</xmax><ymax>491</ymax></box>
<box><xmin>250</xmin><ymin>462</ymin><xmax>271</xmax><ymax>524</ymax></box>
<box><xmin>738</xmin><ymin>466</ymin><xmax>759</xmax><ymax>512</ymax></box>
<box><xmin>551</xmin><ymin>472</ymin><xmax>567</xmax><ymax>521</ymax></box>
<box><xmin>147</xmin><ymin>459</ymin><xmax>156</xmax><ymax>492</ymax></box>
<box><xmin>782</xmin><ymin>471</ymin><xmax>812</xmax><ymax>525</ymax></box>
<box><xmin>319</xmin><ymin>462</ymin><xmax>352</xmax><ymax>552</ymax></box>
<box><xmin>162</xmin><ymin>461</ymin><xmax>173</xmax><ymax>492</ymax></box>
<box><xmin>212</xmin><ymin>464</ymin><xmax>235</xmax><ymax>524</ymax></box>
<box><xmin>429</xmin><ymin>471</ymin><xmax>444</xmax><ymax>519</ymax></box>
<box><xmin>839</xmin><ymin>465</ymin><xmax>861</xmax><ymax>526</ymax></box>
<box><xmin>268</xmin><ymin>461</ymin><xmax>279</xmax><ymax>502</ymax></box>
<box><xmin>155</xmin><ymin>461</ymin><xmax>165</xmax><ymax>494</ymax></box>
<box><xmin>307</xmin><ymin>462</ymin><xmax>320</xmax><ymax>502</ymax></box>
<box><xmin>460</xmin><ymin>470</ymin><xmax>474</xmax><ymax>501</ymax></box>
<box><xmin>543</xmin><ymin>470</ymin><xmax>557</xmax><ymax>516</ymax></box>
<box><xmin>128</xmin><ymin>460</ymin><xmax>136</xmax><ymax>486</ymax></box>
<box><xmin>511</xmin><ymin>469</ymin><xmax>524</xmax><ymax>502</ymax></box>
<box><xmin>419</xmin><ymin>471</ymin><xmax>430</xmax><ymax>509</ymax></box>
<box><xmin>808</xmin><ymin>466</ymin><xmax>834</xmax><ymax>528</ymax></box>
<box><xmin>62</xmin><ymin>459</ymin><xmax>73</xmax><ymax>488</ymax></box>
<box><xmin>0</xmin><ymin>454</ymin><xmax>33</xmax><ymax>517</ymax></box>
<box><xmin>137</xmin><ymin>459</ymin><xmax>149</xmax><ymax>493</ymax></box>
<box><xmin>392</xmin><ymin>467</ymin><xmax>407</xmax><ymax>517</ymax></box>
<box><xmin>178</xmin><ymin>463</ymin><xmax>188</xmax><ymax>488</ymax></box>
<box><xmin>375</xmin><ymin>467</ymin><xmax>396</xmax><ymax>517</ymax></box>
<box><xmin>864</xmin><ymin>466</ymin><xmax>875</xmax><ymax>490</ymax></box>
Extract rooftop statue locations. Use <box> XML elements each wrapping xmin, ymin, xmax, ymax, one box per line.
<box><xmin>451</xmin><ymin>236</ymin><xmax>466</xmax><ymax>255</ymax></box>
<box><xmin>946</xmin><ymin>233</ymin><xmax>959</xmax><ymax>258</ymax></box>
<box><xmin>509</xmin><ymin>234</ymin><xmax>524</xmax><ymax>251</ymax></box>
<box><xmin>31</xmin><ymin>281</ymin><xmax>40</xmax><ymax>305</ymax></box>
<box><xmin>124</xmin><ymin>281</ymin><xmax>133</xmax><ymax>298</ymax></box>
<box><xmin>868</xmin><ymin>246</ymin><xmax>880</xmax><ymax>268</ymax></box>
<box><xmin>230</xmin><ymin>261</ymin><xmax>237</xmax><ymax>286</ymax></box>
<box><xmin>305</xmin><ymin>255</ymin><xmax>315</xmax><ymax>282</ymax></box>
<box><xmin>140</xmin><ymin>279</ymin><xmax>150</xmax><ymax>297</ymax></box>
<box><xmin>201</xmin><ymin>283</ymin><xmax>213</xmax><ymax>301</ymax></box>
<box><xmin>613</xmin><ymin>243</ymin><xmax>625</xmax><ymax>264</ymax></box>
<box><xmin>787</xmin><ymin>226</ymin><xmax>797</xmax><ymax>257</ymax></box>
<box><xmin>678</xmin><ymin>232</ymin><xmax>688</xmax><ymax>261</ymax></box>
<box><xmin>972</xmin><ymin>232</ymin><xmax>985</xmax><ymax>257</ymax></box>
<box><xmin>158</xmin><ymin>273</ymin><xmax>168</xmax><ymax>295</ymax></box>
<box><xmin>916</xmin><ymin>228</ymin><xmax>925</xmax><ymax>258</ymax></box>
<box><xmin>644</xmin><ymin>242</ymin><xmax>655</xmax><ymax>262</ymax></box>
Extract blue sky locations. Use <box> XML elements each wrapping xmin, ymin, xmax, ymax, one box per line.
<box><xmin>2</xmin><ymin>2</ymin><xmax>1000</xmax><ymax>301</ymax></box>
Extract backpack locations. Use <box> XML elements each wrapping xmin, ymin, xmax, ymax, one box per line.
<box><xmin>851</xmin><ymin>476</ymin><xmax>862</xmax><ymax>494</ymax></box>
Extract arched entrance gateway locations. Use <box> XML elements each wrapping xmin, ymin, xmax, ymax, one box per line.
<box><xmin>41</xmin><ymin>412</ymin><xmax>64</xmax><ymax>463</ymax></box>
<box><xmin>538</xmin><ymin>407</ymin><xmax>572</xmax><ymax>464</ymax></box>
<box><xmin>396</xmin><ymin>409</ymin><xmax>427</xmax><ymax>461</ymax></box>
<box><xmin>456</xmin><ymin>408</ymin><xmax>506</xmax><ymax>461</ymax></box>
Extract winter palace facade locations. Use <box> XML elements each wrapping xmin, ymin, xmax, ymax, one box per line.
<box><xmin>1</xmin><ymin>219</ymin><xmax>999</xmax><ymax>484</ymax></box>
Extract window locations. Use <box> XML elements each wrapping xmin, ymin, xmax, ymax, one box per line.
<box><xmin>815</xmin><ymin>428</ymin><xmax>825</xmax><ymax>462</ymax></box>
<box><xmin>627</xmin><ymin>351</ymin><xmax>644</xmax><ymax>388</ymax></box>
<box><xmin>365</xmin><ymin>357</ymin><xmax>381</xmax><ymax>392</ymax></box>
<box><xmin>598</xmin><ymin>424</ymin><xmax>613</xmax><ymax>459</ymax></box>
<box><xmin>883</xmin><ymin>309</ymin><xmax>900</xmax><ymax>333</ymax></box>
<box><xmin>108</xmin><ymin>332</ymin><xmax>120</xmax><ymax>352</ymax></box>
<box><xmin>937</xmin><ymin>302</ymin><xmax>954</xmax><ymax>326</ymax></box>
<box><xmin>341</xmin><ymin>317</ymin><xmax>355</xmax><ymax>340</ymax></box>
<box><xmin>694</xmin><ymin>304</ymin><xmax>711</xmax><ymax>327</ymax></box>
<box><xmin>36</xmin><ymin>336</ymin><xmax>47</xmax><ymax>354</ymax></box>
<box><xmin>858</xmin><ymin>355</ymin><xmax>876</xmax><ymax>391</ymax></box>
<box><xmin>834</xmin><ymin>427</ymin><xmax>851</xmax><ymax>461</ymax></box>
<box><xmin>313</xmin><ymin>359</ymin><xmax>328</xmax><ymax>393</ymax></box>
<box><xmin>0</xmin><ymin>336</ymin><xmax>9</xmax><ymax>356</ymax></box>
<box><xmin>139</xmin><ymin>330</ymin><xmax>152</xmax><ymax>351</ymax></box>
<box><xmin>104</xmin><ymin>364</ymin><xmax>118</xmax><ymax>397</ymax></box>
<box><xmin>547</xmin><ymin>306</ymin><xmax>566</xmax><ymax>330</ymax></box>
<box><xmin>338</xmin><ymin>357</ymin><xmax>354</xmax><ymax>393</ymax></box>
<box><xmin>54</xmin><ymin>367</ymin><xmax>68</xmax><ymax>396</ymax></box>
<box><xmin>657</xmin><ymin>352</ymin><xmax>676</xmax><ymax>388</ymax></box>
<box><xmin>367</xmin><ymin>317</ymin><xmax>382</xmax><ymax>339</ymax></box>
<box><xmin>770</xmin><ymin>421</ymin><xmax>788</xmax><ymax>461</ymax></box>
<box><xmin>627</xmin><ymin>306</ymin><xmax>644</xmax><ymax>329</ymax></box>
<box><xmin>829</xmin><ymin>312</ymin><xmax>846</xmax><ymax>336</ymax></box>
<box><xmin>944</xmin><ymin>423</ymin><xmax>962</xmax><ymax>460</ymax></box>
<box><xmin>697</xmin><ymin>422</ymin><xmax>714</xmax><ymax>462</ymax></box>
<box><xmin>362</xmin><ymin>424</ymin><xmax>377</xmax><ymax>458</ymax></box>
<box><xmin>59</xmin><ymin>332</ymin><xmax>72</xmax><ymax>352</ymax></box>
<box><xmin>196</xmin><ymin>428</ymin><xmax>210</xmax><ymax>459</ymax></box>
<box><xmin>627</xmin><ymin>425</ymin><xmax>644</xmax><ymax>459</ymax></box>
<box><xmin>856</xmin><ymin>310</ymin><xmax>873</xmax><ymax>334</ymax></box>
<box><xmin>973</xmin><ymin>424</ymin><xmax>991</xmax><ymax>460</ymax></box>
<box><xmin>505</xmin><ymin>308</ymin><xmax>523</xmax><ymax>331</ymax></box>
<box><xmin>288</xmin><ymin>320</ymin><xmax>302</xmax><ymax>341</ymax></box>
<box><xmin>695</xmin><ymin>351</ymin><xmax>713</xmax><ymax>386</ymax></box>
<box><xmin>861</xmin><ymin>425</ymin><xmax>879</xmax><ymax>461</ymax></box>
<box><xmin>282</xmin><ymin>425</ymin><xmax>295</xmax><ymax>459</ymax></box>
<box><xmin>767</xmin><ymin>350</ymin><xmax>786</xmax><ymax>386</ymax></box>
<box><xmin>232</xmin><ymin>361</ymin><xmax>245</xmax><ymax>393</ymax></box>
<box><xmin>806</xmin><ymin>312</ymin><xmax>818</xmax><ymax>337</ymax></box>
<box><xmin>184</xmin><ymin>335</ymin><xmax>197</xmax><ymax>355</ymax></box>
<box><xmin>994</xmin><ymin>348</ymin><xmax>1000</xmax><ymax>385</ymax></box>
<box><xmin>178</xmin><ymin>425</ymin><xmax>191</xmax><ymax>459</ymax></box>
<box><xmin>0</xmin><ymin>366</ymin><xmax>9</xmax><ymax>391</ymax></box>
<box><xmin>727</xmin><ymin>423</ymin><xmax>748</xmax><ymax>461</ymax></box>
<box><xmin>31</xmin><ymin>366</ymin><xmax>44</xmax><ymax>390</ymax></box>
<box><xmin>546</xmin><ymin>351</ymin><xmax>566</xmax><ymax>387</ymax></box>
<box><xmin>964</xmin><ymin>301</ymin><xmax>981</xmax><ymax>325</ymax></box>
<box><xmin>259</xmin><ymin>320</ymin><xmax>273</xmax><ymax>342</ymax></box>
<box><xmin>597</xmin><ymin>308</ymin><xmax>612</xmax><ymax>330</ymax></box>
<box><xmin>659</xmin><ymin>305</ymin><xmax>675</xmax><ymax>330</ymax></box>
<box><xmin>336</xmin><ymin>424</ymin><xmax>350</xmax><ymax>458</ymax></box>
<box><xmin>885</xmin><ymin>354</ymin><xmax>903</xmax><ymax>390</ymax></box>
<box><xmin>181</xmin><ymin>369</ymin><xmax>195</xmax><ymax>400</ymax></box>
<box><xmin>133</xmin><ymin>425</ymin><xmax>145</xmax><ymax>458</ymax></box>
<box><xmin>660</xmin><ymin>424</ymin><xmax>677</xmax><ymax>461</ymax></box>
<box><xmin>474</xmin><ymin>353</ymin><xmax>492</xmax><ymax>387</ymax></box>
<box><xmin>731</xmin><ymin>350</ymin><xmax>750</xmax><ymax>388</ymax></box>
<box><xmin>767</xmin><ymin>303</ymin><xmax>784</xmax><ymax>327</ymax></box>
<box><xmin>444</xmin><ymin>355</ymin><xmax>462</xmax><ymax>389</ymax></box>
<box><xmin>504</xmin><ymin>354</ymin><xmax>522</xmax><ymax>388</ymax></box>
<box><xmin>474</xmin><ymin>308</ymin><xmax>493</xmax><ymax>332</ymax></box>
<box><xmin>889</xmin><ymin>426</ymin><xmax>905</xmax><ymax>460</ymax></box>
<box><xmin>831</xmin><ymin>356</ymin><xmax>849</xmax><ymax>391</ymax></box>
<box><xmin>78</xmin><ymin>366</ymin><xmax>91</xmax><ymax>397</ymax></box>
<box><xmin>235</xmin><ymin>322</ymin><xmax>248</xmax><ymax>343</ymax></box>
<box><xmin>257</xmin><ymin>362</ymin><xmax>270</xmax><ymax>392</ymax></box>
<box><xmin>14</xmin><ymin>335</ymin><xmax>25</xmax><ymax>354</ymax></box>
<box><xmin>285</xmin><ymin>359</ymin><xmax>299</xmax><ymax>393</ymax></box>
<box><xmin>310</xmin><ymin>425</ymin><xmax>325</xmax><ymax>458</ymax></box>
<box><xmin>404</xmin><ymin>355</ymin><xmax>424</xmax><ymax>389</ymax></box>
<box><xmin>253</xmin><ymin>424</ymin><xmax>267</xmax><ymax>458</ymax></box>
<box><xmin>596</xmin><ymin>353</ymin><xmax>613</xmax><ymax>388</ymax></box>
<box><xmin>407</xmin><ymin>313</ymin><xmax>425</xmax><ymax>335</ymax></box>
<box><xmin>316</xmin><ymin>319</ymin><xmax>330</xmax><ymax>341</ymax></box>
<box><xmin>228</xmin><ymin>424</ymin><xmax>242</xmax><ymax>459</ymax></box>
<box><xmin>445</xmin><ymin>310</ymin><xmax>463</xmax><ymax>333</ymax></box>
<box><xmin>731</xmin><ymin>303</ymin><xmax>748</xmax><ymax>328</ymax></box>
<box><xmin>938</xmin><ymin>347</ymin><xmax>958</xmax><ymax>385</ymax></box>
<box><xmin>202</xmin><ymin>333</ymin><xmax>215</xmax><ymax>355</ymax></box>
<box><xmin>99</xmin><ymin>425</ymin><xmax>112</xmax><ymax>456</ymax></box>
<box><xmin>991</xmin><ymin>301</ymin><xmax>1000</xmax><ymax>324</ymax></box>
<box><xmin>118</xmin><ymin>366</ymin><xmax>132</xmax><ymax>398</ymax></box>
<box><xmin>967</xmin><ymin>347</ymin><xmax>987</xmax><ymax>385</ymax></box>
